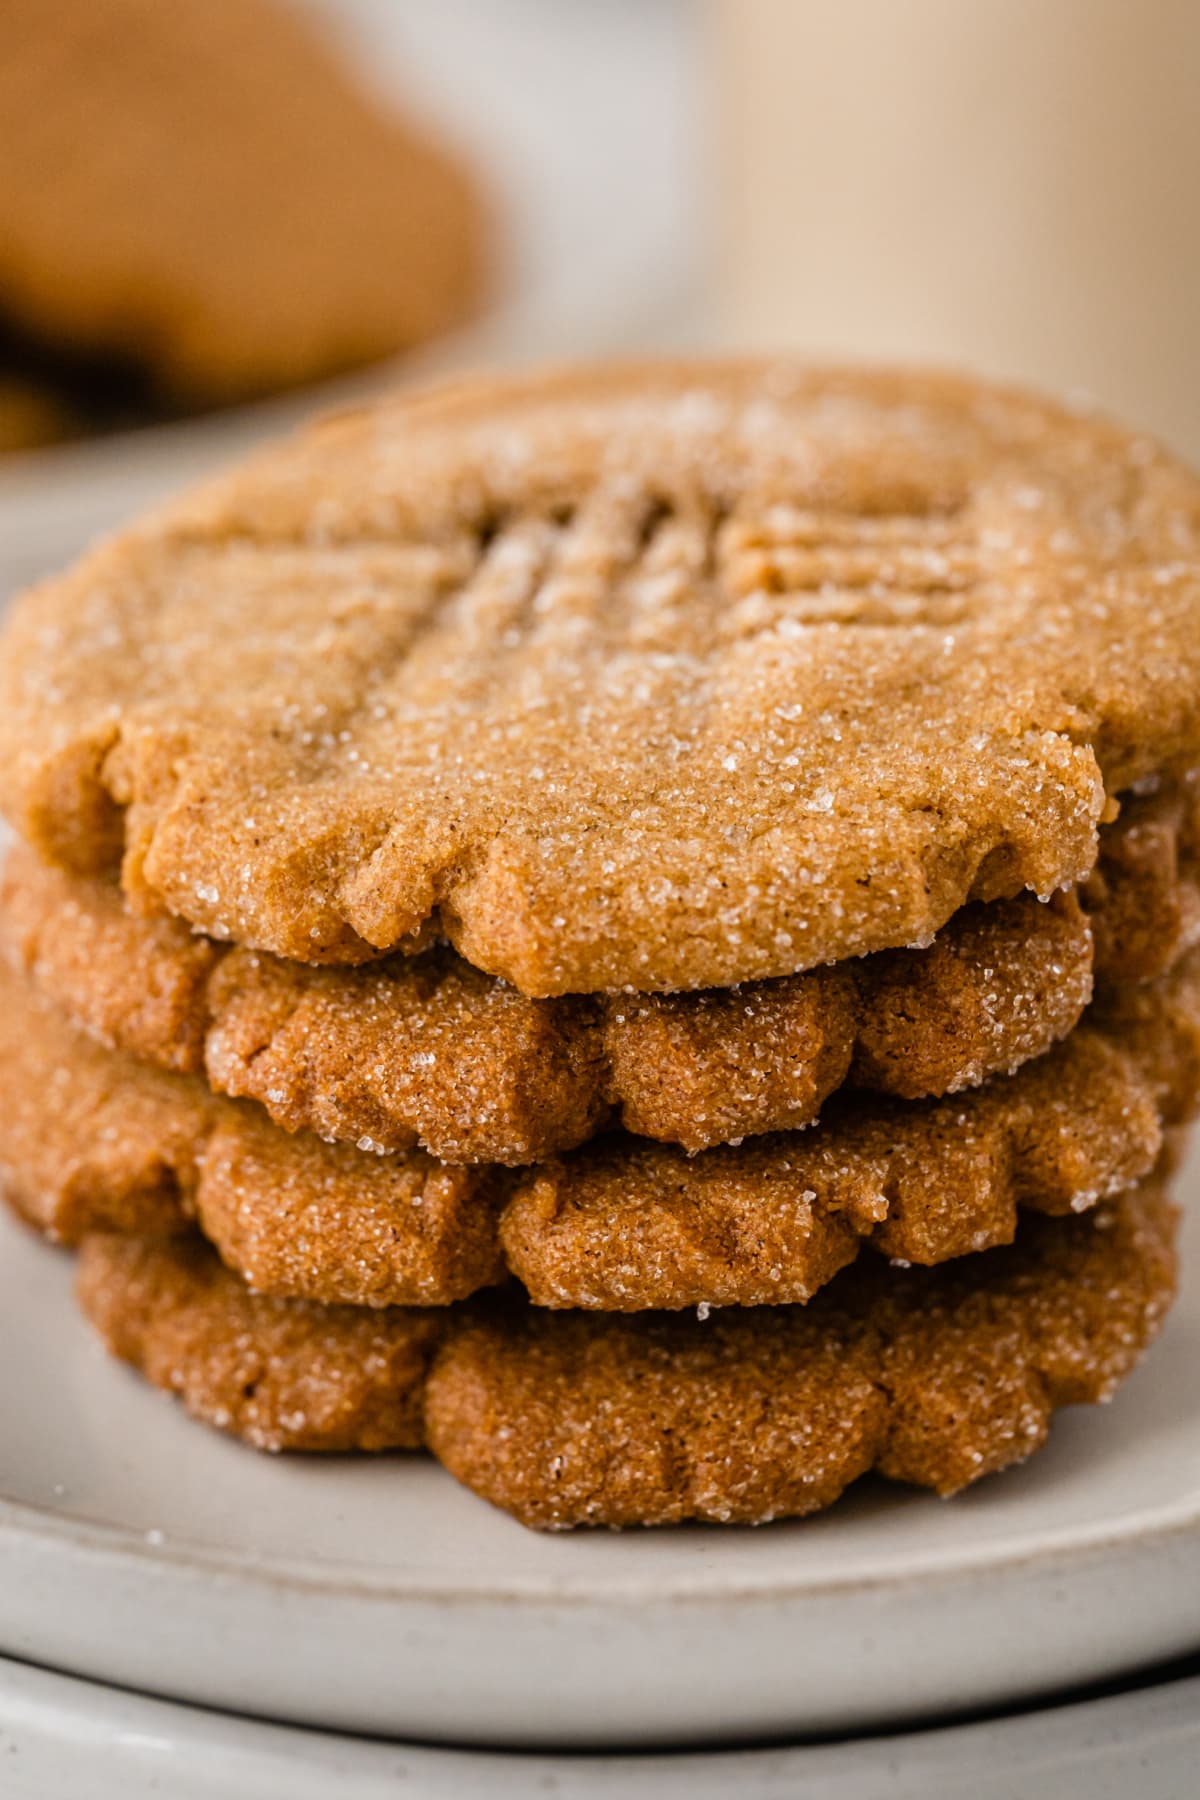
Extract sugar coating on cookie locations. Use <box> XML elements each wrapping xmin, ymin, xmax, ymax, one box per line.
<box><xmin>0</xmin><ymin>842</ymin><xmax>1105</xmax><ymax>1161</ymax></box>
<box><xmin>3</xmin><ymin>364</ymin><xmax>1198</xmax><ymax>992</ymax></box>
<box><xmin>0</xmin><ymin>962</ymin><xmax>503</xmax><ymax>1307</ymax></box>
<box><xmin>426</xmin><ymin>1183</ymin><xmax>1179</xmax><ymax>1528</ymax></box>
<box><xmin>72</xmin><ymin>1187</ymin><xmax>1179</xmax><ymax>1526</ymax></box>
<box><xmin>0</xmin><ymin>0</ymin><xmax>485</xmax><ymax>409</ymax></box>
<box><xmin>77</xmin><ymin>1233</ymin><xmax>442</xmax><ymax>1452</ymax></box>
<box><xmin>4</xmin><ymin>950</ymin><xmax>1196</xmax><ymax>1313</ymax></box>
<box><xmin>501</xmin><ymin>952</ymin><xmax>1200</xmax><ymax>1309</ymax></box>
<box><xmin>6</xmin><ymin>783</ymin><xmax>1197</xmax><ymax>1161</ymax></box>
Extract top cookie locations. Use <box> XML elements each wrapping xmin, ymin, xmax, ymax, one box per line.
<box><xmin>2</xmin><ymin>362</ymin><xmax>1199</xmax><ymax>994</ymax></box>
<box><xmin>0</xmin><ymin>0</ymin><xmax>485</xmax><ymax>409</ymax></box>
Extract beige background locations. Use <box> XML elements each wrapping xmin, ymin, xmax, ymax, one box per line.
<box><xmin>720</xmin><ymin>0</ymin><xmax>1200</xmax><ymax>460</ymax></box>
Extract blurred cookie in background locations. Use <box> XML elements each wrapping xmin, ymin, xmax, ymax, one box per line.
<box><xmin>0</xmin><ymin>375</ymin><xmax>75</xmax><ymax>455</ymax></box>
<box><xmin>0</xmin><ymin>0</ymin><xmax>489</xmax><ymax>444</ymax></box>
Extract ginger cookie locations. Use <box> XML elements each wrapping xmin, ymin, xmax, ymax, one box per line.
<box><xmin>77</xmin><ymin>1232</ymin><xmax>441</xmax><ymax>1452</ymax></box>
<box><xmin>426</xmin><ymin>1181</ymin><xmax>1178</xmax><ymax>1528</ymax></box>
<box><xmin>4</xmin><ymin>953</ymin><xmax>1195</xmax><ymax>1313</ymax></box>
<box><xmin>0</xmin><ymin>0</ymin><xmax>485</xmax><ymax>416</ymax></box>
<box><xmin>4</xmin><ymin>777</ymin><xmax>1196</xmax><ymax>1161</ymax></box>
<box><xmin>2</xmin><ymin>364</ymin><xmax>1198</xmax><ymax>991</ymax></box>
<box><xmin>76</xmin><ymin>1183</ymin><xmax>1177</xmax><ymax>1525</ymax></box>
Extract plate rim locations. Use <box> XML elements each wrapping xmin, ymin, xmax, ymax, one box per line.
<box><xmin>3</xmin><ymin>1474</ymin><xmax>1197</xmax><ymax>1609</ymax></box>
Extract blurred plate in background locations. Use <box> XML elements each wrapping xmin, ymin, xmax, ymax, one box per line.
<box><xmin>2</xmin><ymin>1651</ymin><xmax>1199</xmax><ymax>1799</ymax></box>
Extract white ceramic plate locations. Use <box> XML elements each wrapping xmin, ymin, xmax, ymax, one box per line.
<box><xmin>2</xmin><ymin>1652</ymin><xmax>1199</xmax><ymax>1800</ymax></box>
<box><xmin>0</xmin><ymin>1148</ymin><xmax>1197</xmax><ymax>1750</ymax></box>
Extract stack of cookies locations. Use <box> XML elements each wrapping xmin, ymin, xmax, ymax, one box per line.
<box><xmin>1</xmin><ymin>363</ymin><xmax>1198</xmax><ymax>1530</ymax></box>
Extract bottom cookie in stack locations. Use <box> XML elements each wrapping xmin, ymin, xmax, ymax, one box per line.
<box><xmin>75</xmin><ymin>1178</ymin><xmax>1178</xmax><ymax>1527</ymax></box>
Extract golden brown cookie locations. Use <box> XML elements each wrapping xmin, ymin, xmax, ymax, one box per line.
<box><xmin>3</xmin><ymin>364</ymin><xmax>1198</xmax><ymax>992</ymax></box>
<box><xmin>77</xmin><ymin>1233</ymin><xmax>441</xmax><ymax>1451</ymax></box>
<box><xmin>0</xmin><ymin>0</ymin><xmax>485</xmax><ymax>413</ymax></box>
<box><xmin>5</xmin><ymin>781</ymin><xmax>1195</xmax><ymax>1160</ymax></box>
<box><xmin>426</xmin><ymin>1182</ymin><xmax>1179</xmax><ymax>1528</ymax></box>
<box><xmin>4</xmin><ymin>953</ymin><xmax>1195</xmax><ymax>1313</ymax></box>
